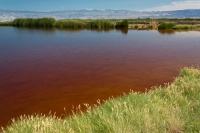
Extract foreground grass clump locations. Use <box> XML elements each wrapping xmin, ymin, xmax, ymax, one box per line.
<box><xmin>2</xmin><ymin>67</ymin><xmax>200</xmax><ymax>133</ymax></box>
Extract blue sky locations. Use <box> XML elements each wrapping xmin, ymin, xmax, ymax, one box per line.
<box><xmin>0</xmin><ymin>0</ymin><xmax>200</xmax><ymax>12</ymax></box>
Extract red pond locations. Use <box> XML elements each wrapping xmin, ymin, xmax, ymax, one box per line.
<box><xmin>0</xmin><ymin>28</ymin><xmax>200</xmax><ymax>127</ymax></box>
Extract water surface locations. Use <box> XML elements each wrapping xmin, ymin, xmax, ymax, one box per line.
<box><xmin>0</xmin><ymin>27</ymin><xmax>200</xmax><ymax>127</ymax></box>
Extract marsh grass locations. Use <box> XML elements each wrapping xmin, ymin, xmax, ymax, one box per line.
<box><xmin>0</xmin><ymin>22</ymin><xmax>12</xmax><ymax>26</ymax></box>
<box><xmin>172</xmin><ymin>24</ymin><xmax>199</xmax><ymax>29</ymax></box>
<box><xmin>11</xmin><ymin>18</ymin><xmax>115</xmax><ymax>29</ymax></box>
<box><xmin>158</xmin><ymin>23</ymin><xmax>200</xmax><ymax>30</ymax></box>
<box><xmin>158</xmin><ymin>23</ymin><xmax>176</xmax><ymax>29</ymax></box>
<box><xmin>12</xmin><ymin>18</ymin><xmax>56</xmax><ymax>28</ymax></box>
<box><xmin>115</xmin><ymin>20</ymin><xmax>128</xmax><ymax>28</ymax></box>
<box><xmin>3</xmin><ymin>18</ymin><xmax>200</xmax><ymax>30</ymax></box>
<box><xmin>54</xmin><ymin>20</ymin><xmax>89</xmax><ymax>29</ymax></box>
<box><xmin>2</xmin><ymin>67</ymin><xmax>200</xmax><ymax>133</ymax></box>
<box><xmin>54</xmin><ymin>19</ymin><xmax>115</xmax><ymax>29</ymax></box>
<box><xmin>90</xmin><ymin>19</ymin><xmax>115</xmax><ymax>29</ymax></box>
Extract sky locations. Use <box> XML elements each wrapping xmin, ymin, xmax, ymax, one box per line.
<box><xmin>0</xmin><ymin>0</ymin><xmax>200</xmax><ymax>12</ymax></box>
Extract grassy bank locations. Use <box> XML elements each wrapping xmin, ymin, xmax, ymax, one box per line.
<box><xmin>2</xmin><ymin>67</ymin><xmax>200</xmax><ymax>133</ymax></box>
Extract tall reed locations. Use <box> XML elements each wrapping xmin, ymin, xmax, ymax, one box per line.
<box><xmin>54</xmin><ymin>20</ymin><xmax>89</xmax><ymax>29</ymax></box>
<box><xmin>0</xmin><ymin>22</ymin><xmax>12</xmax><ymax>26</ymax></box>
<box><xmin>158</xmin><ymin>23</ymin><xmax>176</xmax><ymax>29</ymax></box>
<box><xmin>12</xmin><ymin>18</ymin><xmax>56</xmax><ymax>28</ymax></box>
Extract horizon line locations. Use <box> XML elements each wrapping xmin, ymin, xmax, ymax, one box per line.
<box><xmin>0</xmin><ymin>8</ymin><xmax>199</xmax><ymax>13</ymax></box>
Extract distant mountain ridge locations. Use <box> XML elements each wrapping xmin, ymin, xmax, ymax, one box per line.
<box><xmin>0</xmin><ymin>9</ymin><xmax>200</xmax><ymax>22</ymax></box>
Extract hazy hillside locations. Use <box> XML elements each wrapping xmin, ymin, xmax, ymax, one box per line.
<box><xmin>0</xmin><ymin>9</ymin><xmax>200</xmax><ymax>22</ymax></box>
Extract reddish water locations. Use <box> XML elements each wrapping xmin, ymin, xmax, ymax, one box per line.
<box><xmin>0</xmin><ymin>27</ymin><xmax>200</xmax><ymax>127</ymax></box>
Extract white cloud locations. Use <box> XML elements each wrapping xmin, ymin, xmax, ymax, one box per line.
<box><xmin>145</xmin><ymin>0</ymin><xmax>200</xmax><ymax>11</ymax></box>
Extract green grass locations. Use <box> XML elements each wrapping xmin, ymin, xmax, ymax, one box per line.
<box><xmin>115</xmin><ymin>20</ymin><xmax>129</xmax><ymax>28</ymax></box>
<box><xmin>12</xmin><ymin>18</ymin><xmax>56</xmax><ymax>28</ymax></box>
<box><xmin>3</xmin><ymin>18</ymin><xmax>200</xmax><ymax>30</ymax></box>
<box><xmin>11</xmin><ymin>18</ymin><xmax>116</xmax><ymax>29</ymax></box>
<box><xmin>55</xmin><ymin>19</ymin><xmax>115</xmax><ymax>29</ymax></box>
<box><xmin>54</xmin><ymin>19</ymin><xmax>115</xmax><ymax>29</ymax></box>
<box><xmin>90</xmin><ymin>19</ymin><xmax>115</xmax><ymax>29</ymax></box>
<box><xmin>54</xmin><ymin>19</ymin><xmax>89</xmax><ymax>29</ymax></box>
<box><xmin>2</xmin><ymin>67</ymin><xmax>200</xmax><ymax>133</ymax></box>
<box><xmin>158</xmin><ymin>23</ymin><xmax>176</xmax><ymax>29</ymax></box>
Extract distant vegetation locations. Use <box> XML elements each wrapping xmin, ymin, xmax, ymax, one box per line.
<box><xmin>0</xmin><ymin>21</ymin><xmax>12</xmax><ymax>26</ymax></box>
<box><xmin>158</xmin><ymin>23</ymin><xmax>176</xmax><ymax>29</ymax></box>
<box><xmin>115</xmin><ymin>20</ymin><xmax>129</xmax><ymax>28</ymax></box>
<box><xmin>12</xmin><ymin>18</ymin><xmax>56</xmax><ymax>28</ymax></box>
<box><xmin>128</xmin><ymin>18</ymin><xmax>200</xmax><ymax>30</ymax></box>
<box><xmin>2</xmin><ymin>67</ymin><xmax>200</xmax><ymax>133</ymax></box>
<box><xmin>1</xmin><ymin>18</ymin><xmax>200</xmax><ymax>31</ymax></box>
<box><xmin>157</xmin><ymin>22</ymin><xmax>200</xmax><ymax>30</ymax></box>
<box><xmin>90</xmin><ymin>19</ymin><xmax>115</xmax><ymax>29</ymax></box>
<box><xmin>54</xmin><ymin>20</ymin><xmax>88</xmax><ymax>29</ymax></box>
<box><xmin>9</xmin><ymin>18</ymin><xmax>118</xmax><ymax>29</ymax></box>
<box><xmin>54</xmin><ymin>19</ymin><xmax>115</xmax><ymax>29</ymax></box>
<box><xmin>172</xmin><ymin>24</ymin><xmax>200</xmax><ymax>29</ymax></box>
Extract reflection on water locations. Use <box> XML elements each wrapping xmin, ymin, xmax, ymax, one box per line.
<box><xmin>57</xmin><ymin>28</ymin><xmax>84</xmax><ymax>33</ymax></box>
<box><xmin>15</xmin><ymin>27</ymin><xmax>57</xmax><ymax>33</ymax></box>
<box><xmin>116</xmin><ymin>28</ymin><xmax>128</xmax><ymax>34</ymax></box>
<box><xmin>158</xmin><ymin>30</ymin><xmax>175</xmax><ymax>35</ymax></box>
<box><xmin>0</xmin><ymin>27</ymin><xmax>200</xmax><ymax>127</ymax></box>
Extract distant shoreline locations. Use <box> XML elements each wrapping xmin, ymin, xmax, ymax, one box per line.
<box><xmin>1</xmin><ymin>18</ymin><xmax>200</xmax><ymax>31</ymax></box>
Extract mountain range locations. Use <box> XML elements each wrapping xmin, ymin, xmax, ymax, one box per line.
<box><xmin>0</xmin><ymin>9</ymin><xmax>200</xmax><ymax>22</ymax></box>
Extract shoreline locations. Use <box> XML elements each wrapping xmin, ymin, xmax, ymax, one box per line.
<box><xmin>1</xmin><ymin>18</ymin><xmax>200</xmax><ymax>31</ymax></box>
<box><xmin>2</xmin><ymin>67</ymin><xmax>200</xmax><ymax>132</ymax></box>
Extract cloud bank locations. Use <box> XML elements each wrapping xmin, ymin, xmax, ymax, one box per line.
<box><xmin>146</xmin><ymin>0</ymin><xmax>200</xmax><ymax>11</ymax></box>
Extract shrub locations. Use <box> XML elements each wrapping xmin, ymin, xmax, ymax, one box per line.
<box><xmin>134</xmin><ymin>25</ymin><xmax>138</xmax><ymax>29</ymax></box>
<box><xmin>90</xmin><ymin>19</ymin><xmax>115</xmax><ymax>29</ymax></box>
<box><xmin>115</xmin><ymin>20</ymin><xmax>129</xmax><ymax>28</ymax></box>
